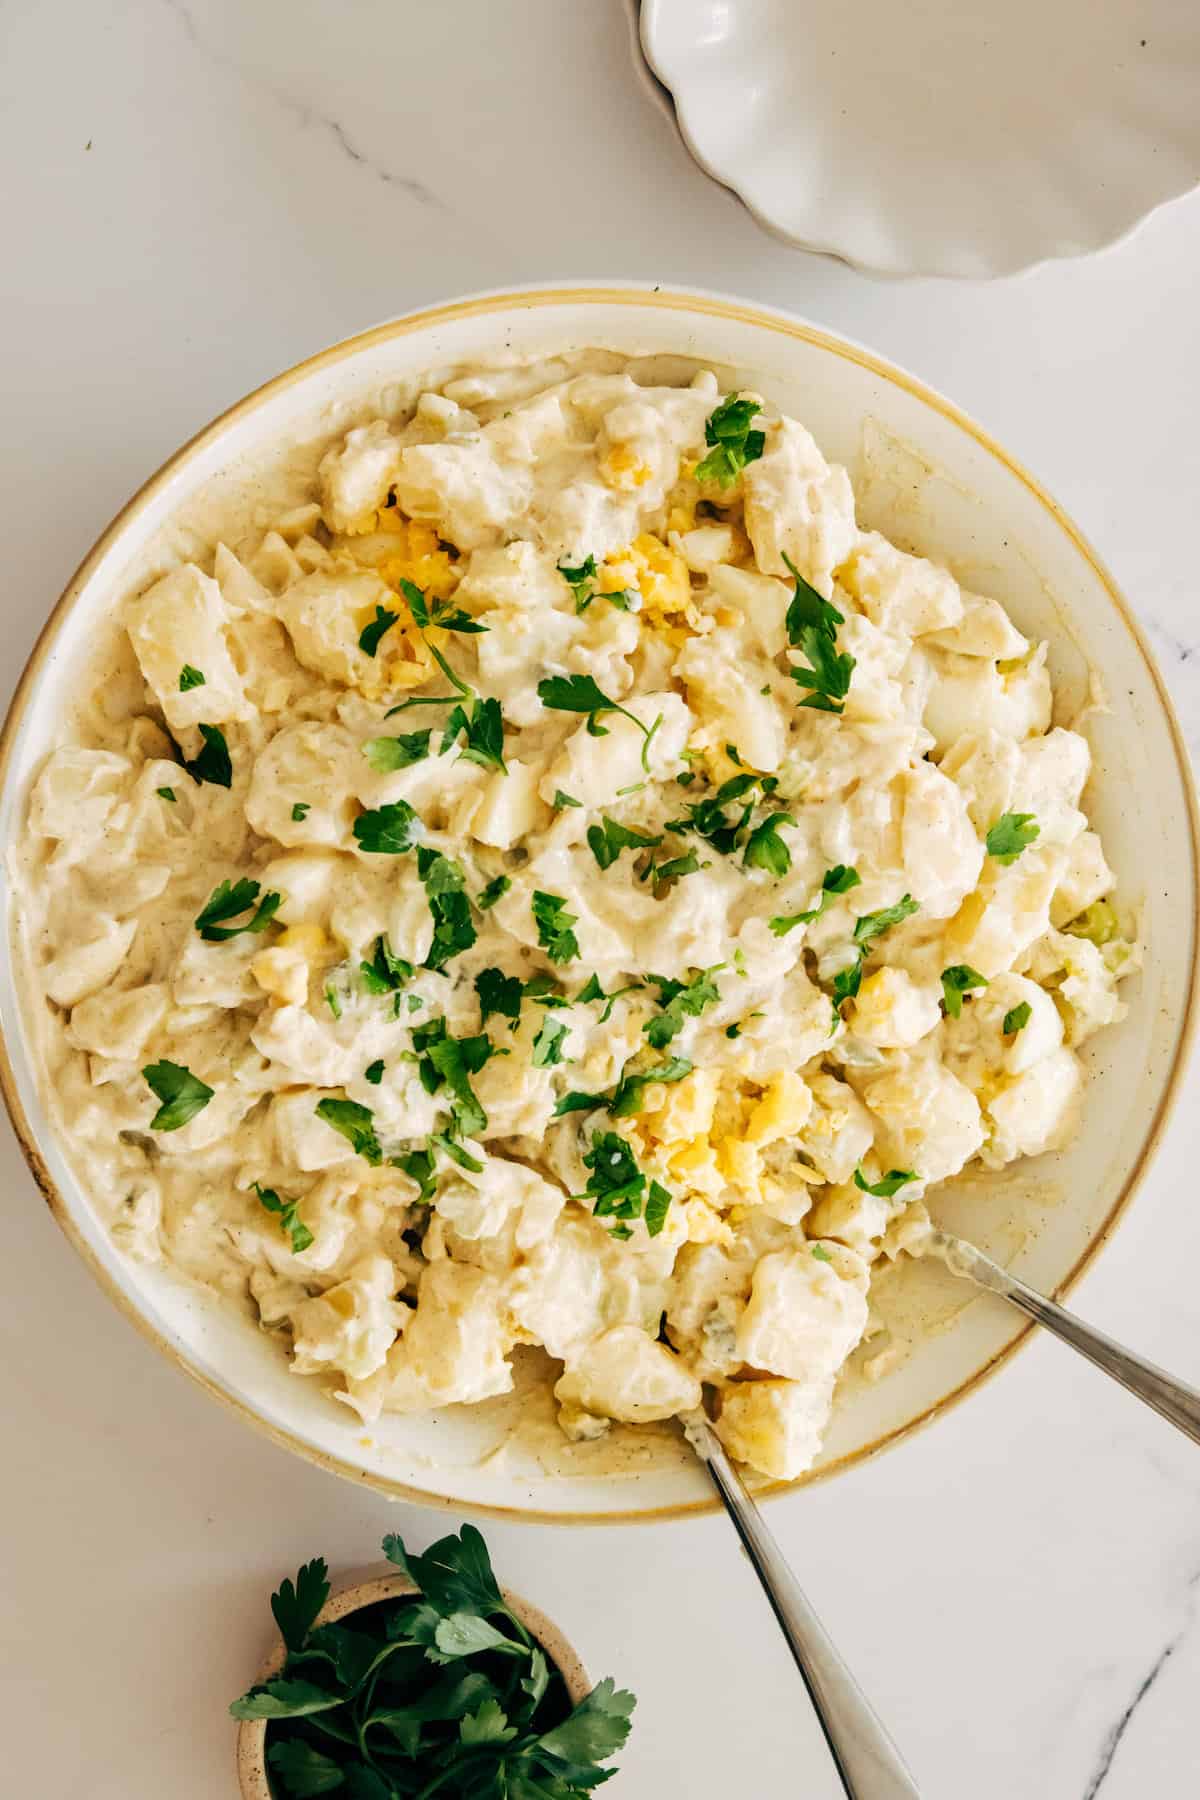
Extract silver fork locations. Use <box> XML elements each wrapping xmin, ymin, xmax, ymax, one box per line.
<box><xmin>687</xmin><ymin>1233</ymin><xmax>1200</xmax><ymax>1797</ymax></box>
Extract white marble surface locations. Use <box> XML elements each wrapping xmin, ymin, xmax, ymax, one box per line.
<box><xmin>2</xmin><ymin>3</ymin><xmax>1199</xmax><ymax>1795</ymax></box>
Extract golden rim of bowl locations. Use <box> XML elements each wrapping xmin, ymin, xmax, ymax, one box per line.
<box><xmin>1</xmin><ymin>284</ymin><xmax>1196</xmax><ymax>1526</ymax></box>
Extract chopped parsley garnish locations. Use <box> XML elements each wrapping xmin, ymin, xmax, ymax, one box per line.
<box><xmin>770</xmin><ymin>863</ymin><xmax>861</xmax><ymax>935</ymax></box>
<box><xmin>854</xmin><ymin>1167</ymin><xmax>918</xmax><ymax>1198</ymax></box>
<box><xmin>666</xmin><ymin>770</ymin><xmax>782</xmax><ymax>859</ymax></box>
<box><xmin>784</xmin><ymin>554</ymin><xmax>855</xmax><ymax>715</ymax></box>
<box><xmin>644</xmin><ymin>966</ymin><xmax>722</xmax><ymax>1049</ymax></box>
<box><xmin>417</xmin><ymin>846</ymin><xmax>477</xmax><ymax>968</ymax></box>
<box><xmin>831</xmin><ymin>961</ymin><xmax>863</xmax><ymax>1007</ymax></box>
<box><xmin>441</xmin><ymin>694</ymin><xmax>507</xmax><ymax>772</ymax></box>
<box><xmin>361</xmin><ymin>729</ymin><xmax>432</xmax><ymax>771</ymax></box>
<box><xmin>743</xmin><ymin>811</ymin><xmax>794</xmax><ymax>876</ymax></box>
<box><xmin>364</xmin><ymin>1060</ymin><xmax>385</xmax><ymax>1086</ymax></box>
<box><xmin>853</xmin><ymin>894</ymin><xmax>920</xmax><ymax>950</ymax></box>
<box><xmin>577</xmin><ymin>1130</ymin><xmax>673</xmax><ymax>1238</ymax></box>
<box><xmin>810</xmin><ymin>1243</ymin><xmax>834</xmax><ymax>1263</ymax></box>
<box><xmin>553</xmin><ymin>789</ymin><xmax>582</xmax><ymax>810</ymax></box>
<box><xmin>941</xmin><ymin>964</ymin><xmax>989</xmax><ymax>1017</ymax></box>
<box><xmin>694</xmin><ymin>394</ymin><xmax>766</xmax><ymax>488</ymax></box>
<box><xmin>394</xmin><ymin>1145</ymin><xmax>438</xmax><ymax>1201</ymax></box>
<box><xmin>555</xmin><ymin>1054</ymin><xmax>691</xmax><ymax>1120</ymax></box>
<box><xmin>476</xmin><ymin>966</ymin><xmax>523</xmax><ymax>1028</ymax></box>
<box><xmin>536</xmin><ymin>675</ymin><xmax>662</xmax><ymax>773</ymax></box>
<box><xmin>558</xmin><ymin>554</ymin><xmax>598</xmax><ymax>611</ymax></box>
<box><xmin>156</xmin><ymin>786</ymin><xmax>176</xmax><ymax>804</ymax></box>
<box><xmin>290</xmin><ymin>801</ymin><xmax>310</xmax><ymax>821</ymax></box>
<box><xmin>532</xmin><ymin>1016</ymin><xmax>570</xmax><ymax>1067</ymax></box>
<box><xmin>650</xmin><ymin>850</ymin><xmax>700</xmax><ymax>885</ymax></box>
<box><xmin>411</xmin><ymin>1016</ymin><xmax>499</xmax><ymax>1137</ymax></box>
<box><xmin>577</xmin><ymin>972</ymin><xmax>643</xmax><ymax>1023</ymax></box>
<box><xmin>315</xmin><ymin>1096</ymin><xmax>382</xmax><ymax>1164</ymax></box>
<box><xmin>194</xmin><ymin>876</ymin><xmax>282</xmax><ymax>942</ymax></box>
<box><xmin>532</xmin><ymin>890</ymin><xmax>580</xmax><ymax>964</ymax></box>
<box><xmin>185</xmin><ymin>723</ymin><xmax>233</xmax><ymax>788</ymax></box>
<box><xmin>325</xmin><ymin>985</ymin><xmax>342</xmax><ymax>1019</ymax></box>
<box><xmin>359</xmin><ymin>934</ymin><xmax>414</xmax><ymax>998</ymax></box>
<box><xmin>1003</xmin><ymin>1000</ymin><xmax>1033</xmax><ymax>1036</ymax></box>
<box><xmin>357</xmin><ymin>604</ymin><xmax>399</xmax><ymax>657</ymax></box>
<box><xmin>399</xmin><ymin>577</ymin><xmax>486</xmax><ymax>637</ymax></box>
<box><xmin>252</xmin><ymin>1182</ymin><xmax>312</xmax><ymax>1253</ymax></box>
<box><xmin>352</xmin><ymin>798</ymin><xmax>421</xmax><ymax>855</ymax></box>
<box><xmin>586</xmin><ymin>815</ymin><xmax>663</xmax><ymax>871</ymax></box>
<box><xmin>986</xmin><ymin>811</ymin><xmax>1040</xmax><ymax>864</ymax></box>
<box><xmin>178</xmin><ymin>664</ymin><xmax>205</xmax><ymax>691</ymax></box>
<box><xmin>141</xmin><ymin>1060</ymin><xmax>214</xmax><ymax>1131</ymax></box>
<box><xmin>476</xmin><ymin>873</ymin><xmax>511</xmax><ymax>911</ymax></box>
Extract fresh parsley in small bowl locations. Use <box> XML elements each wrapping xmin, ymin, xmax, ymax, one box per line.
<box><xmin>232</xmin><ymin>1524</ymin><xmax>635</xmax><ymax>1799</ymax></box>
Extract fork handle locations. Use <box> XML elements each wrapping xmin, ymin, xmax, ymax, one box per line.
<box><xmin>690</xmin><ymin>1415</ymin><xmax>922</xmax><ymax>1799</ymax></box>
<box><xmin>939</xmin><ymin>1234</ymin><xmax>1200</xmax><ymax>1446</ymax></box>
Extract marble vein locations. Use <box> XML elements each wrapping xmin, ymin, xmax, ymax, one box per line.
<box><xmin>160</xmin><ymin>0</ymin><xmax>445</xmax><ymax>210</ymax></box>
<box><xmin>1081</xmin><ymin>1564</ymin><xmax>1200</xmax><ymax>1798</ymax></box>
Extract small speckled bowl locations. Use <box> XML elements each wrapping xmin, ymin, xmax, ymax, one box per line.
<box><xmin>235</xmin><ymin>1567</ymin><xmax>590</xmax><ymax>1800</ymax></box>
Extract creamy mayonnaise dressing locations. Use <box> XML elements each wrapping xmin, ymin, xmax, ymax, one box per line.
<box><xmin>13</xmin><ymin>353</ymin><xmax>1138</xmax><ymax>1480</ymax></box>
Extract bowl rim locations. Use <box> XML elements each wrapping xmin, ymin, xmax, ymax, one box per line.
<box><xmin>1</xmin><ymin>281</ymin><xmax>1196</xmax><ymax>1524</ymax></box>
<box><xmin>234</xmin><ymin>1567</ymin><xmax>590</xmax><ymax>1799</ymax></box>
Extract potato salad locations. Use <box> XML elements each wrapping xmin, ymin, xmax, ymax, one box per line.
<box><xmin>18</xmin><ymin>356</ymin><xmax>1139</xmax><ymax>1481</ymax></box>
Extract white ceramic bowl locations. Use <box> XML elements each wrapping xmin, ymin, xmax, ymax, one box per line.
<box><xmin>641</xmin><ymin>0</ymin><xmax>1200</xmax><ymax>277</ymax></box>
<box><xmin>1</xmin><ymin>286</ymin><xmax>1195</xmax><ymax>1523</ymax></box>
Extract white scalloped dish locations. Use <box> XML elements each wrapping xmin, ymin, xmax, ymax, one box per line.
<box><xmin>641</xmin><ymin>0</ymin><xmax>1200</xmax><ymax>277</ymax></box>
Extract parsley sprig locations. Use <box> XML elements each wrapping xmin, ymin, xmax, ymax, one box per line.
<box><xmin>252</xmin><ymin>1182</ymin><xmax>313</xmax><ymax>1254</ymax></box>
<box><xmin>141</xmin><ymin>1060</ymin><xmax>214</xmax><ymax>1131</ymax></box>
<box><xmin>576</xmin><ymin>1130</ymin><xmax>673</xmax><ymax>1239</ymax></box>
<box><xmin>986</xmin><ymin>812</ymin><xmax>1040</xmax><ymax>864</ymax></box>
<box><xmin>230</xmin><ymin>1527</ymin><xmax>635</xmax><ymax>1799</ymax></box>
<box><xmin>941</xmin><ymin>964</ymin><xmax>988</xmax><ymax>1017</ymax></box>
<box><xmin>784</xmin><ymin>554</ymin><xmax>855</xmax><ymax>714</ymax></box>
<box><xmin>194</xmin><ymin>876</ymin><xmax>282</xmax><ymax>942</ymax></box>
<box><xmin>536</xmin><ymin>674</ymin><xmax>663</xmax><ymax>774</ymax></box>
<box><xmin>418</xmin><ymin>847</ymin><xmax>478</xmax><ymax>969</ymax></box>
<box><xmin>770</xmin><ymin>864</ymin><xmax>861</xmax><ymax>936</ymax></box>
<box><xmin>532</xmin><ymin>891</ymin><xmax>580</xmax><ymax>965</ymax></box>
<box><xmin>644</xmin><ymin>966</ymin><xmax>722</xmax><ymax>1048</ymax></box>
<box><xmin>694</xmin><ymin>393</ymin><xmax>766</xmax><ymax>488</ymax></box>
<box><xmin>827</xmin><ymin>896</ymin><xmax>920</xmax><ymax>1010</ymax></box>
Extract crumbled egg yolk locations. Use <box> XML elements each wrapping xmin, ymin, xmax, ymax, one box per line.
<box><xmin>251</xmin><ymin>945</ymin><xmax>310</xmax><ymax>1007</ymax></box>
<box><xmin>599</xmin><ymin>534</ymin><xmax>694</xmax><ymax>641</ymax></box>
<box><xmin>343</xmin><ymin>515</ymin><xmax>464</xmax><ymax>698</ymax></box>
<box><xmin>598</xmin><ymin>442</ymin><xmax>654</xmax><ymax>492</ymax></box>
<box><xmin>633</xmin><ymin>1069</ymin><xmax>813</xmax><ymax>1237</ymax></box>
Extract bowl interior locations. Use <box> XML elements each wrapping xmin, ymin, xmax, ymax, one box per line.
<box><xmin>1</xmin><ymin>287</ymin><xmax>1195</xmax><ymax>1521</ymax></box>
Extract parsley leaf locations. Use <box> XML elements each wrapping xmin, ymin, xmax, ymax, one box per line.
<box><xmin>361</xmin><ymin>729</ymin><xmax>432</xmax><ymax>771</ymax></box>
<box><xmin>579</xmin><ymin>1130</ymin><xmax>658</xmax><ymax>1232</ymax></box>
<box><xmin>413</xmin><ymin>1018</ymin><xmax>497</xmax><ymax>1136</ymax></box>
<box><xmin>229</xmin><ymin>1678</ymin><xmax>344</xmax><ymax>1722</ymax></box>
<box><xmin>534</xmin><ymin>1676</ymin><xmax>637</xmax><ymax>1766</ymax></box>
<box><xmin>784</xmin><ymin>554</ymin><xmax>855</xmax><ymax>714</ymax></box>
<box><xmin>531</xmin><ymin>1016</ymin><xmax>569</xmax><ymax>1067</ymax></box>
<box><xmin>854</xmin><ymin>1167</ymin><xmax>918</xmax><ymax>1198</ymax></box>
<box><xmin>536</xmin><ymin>674</ymin><xmax>659</xmax><ymax>768</ymax></box>
<box><xmin>352</xmin><ymin>799</ymin><xmax>420</xmax><ymax>855</ymax></box>
<box><xmin>941</xmin><ymin>964</ymin><xmax>989</xmax><ymax>1017</ymax></box>
<box><xmin>694</xmin><ymin>394</ymin><xmax>765</xmax><ymax>488</ymax></box>
<box><xmin>853</xmin><ymin>894</ymin><xmax>920</xmax><ymax>949</ymax></box>
<box><xmin>314</xmin><ymin>1097</ymin><xmax>381</xmax><ymax>1164</ymax></box>
<box><xmin>651</xmin><ymin>849</ymin><xmax>700</xmax><ymax>885</ymax></box>
<box><xmin>476</xmin><ymin>873</ymin><xmax>511</xmax><ymax>911</ymax></box>
<box><xmin>770</xmin><ymin>863</ymin><xmax>861</xmax><ymax>934</ymax></box>
<box><xmin>291</xmin><ymin>801</ymin><xmax>310</xmax><ymax>821</ymax></box>
<box><xmin>743</xmin><ymin>811</ymin><xmax>794</xmax><ymax>876</ymax></box>
<box><xmin>986</xmin><ymin>811</ymin><xmax>1040</xmax><ymax>864</ymax></box>
<box><xmin>141</xmin><ymin>1060</ymin><xmax>213</xmax><ymax>1131</ymax></box>
<box><xmin>156</xmin><ymin>786</ymin><xmax>176</xmax><ymax>803</ymax></box>
<box><xmin>253</xmin><ymin>1182</ymin><xmax>313</xmax><ymax>1254</ymax></box>
<box><xmin>609</xmin><ymin>1056</ymin><xmax>692</xmax><ymax>1117</ymax></box>
<box><xmin>358</xmin><ymin>604</ymin><xmax>399</xmax><ymax>657</ymax></box>
<box><xmin>831</xmin><ymin>960</ymin><xmax>863</xmax><ymax>1007</ymax></box>
<box><xmin>194</xmin><ymin>876</ymin><xmax>282</xmax><ymax>941</ymax></box>
<box><xmin>532</xmin><ymin>890</ymin><xmax>580</xmax><ymax>964</ymax></box>
<box><xmin>1003</xmin><ymin>1000</ymin><xmax>1033</xmax><ymax>1036</ymax></box>
<box><xmin>185</xmin><ymin>723</ymin><xmax>233</xmax><ymax>788</ymax></box>
<box><xmin>441</xmin><ymin>694</ymin><xmax>506</xmax><ymax>771</ymax></box>
<box><xmin>178</xmin><ymin>663</ymin><xmax>205</xmax><ymax>691</ymax></box>
<box><xmin>364</xmin><ymin>1060</ymin><xmax>384</xmax><ymax>1085</ymax></box>
<box><xmin>382</xmin><ymin>1522</ymin><xmax>506</xmax><ymax>1619</ymax></box>
<box><xmin>399</xmin><ymin>576</ymin><xmax>486</xmax><ymax>636</ymax></box>
<box><xmin>558</xmin><ymin>554</ymin><xmax>598</xmax><ymax>611</ymax></box>
<box><xmin>418</xmin><ymin>847</ymin><xmax>477</xmax><ymax>968</ymax></box>
<box><xmin>644</xmin><ymin>967</ymin><xmax>722</xmax><ymax>1049</ymax></box>
<box><xmin>476</xmin><ymin>967</ymin><xmax>523</xmax><ymax>1028</ymax></box>
<box><xmin>264</xmin><ymin>1740</ymin><xmax>343</xmax><ymax>1795</ymax></box>
<box><xmin>359</xmin><ymin>934</ymin><xmax>413</xmax><ymax>998</ymax></box>
<box><xmin>553</xmin><ymin>789</ymin><xmax>582</xmax><ymax>810</ymax></box>
<box><xmin>811</xmin><ymin>1243</ymin><xmax>833</xmax><ymax>1263</ymax></box>
<box><xmin>586</xmin><ymin>815</ymin><xmax>663</xmax><ymax>871</ymax></box>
